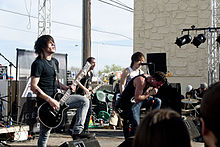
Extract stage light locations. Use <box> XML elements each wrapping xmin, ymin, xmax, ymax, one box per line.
<box><xmin>175</xmin><ymin>35</ymin><xmax>192</xmax><ymax>48</ymax></box>
<box><xmin>216</xmin><ymin>35</ymin><xmax>220</xmax><ymax>43</ymax></box>
<box><xmin>191</xmin><ymin>34</ymin><xmax>206</xmax><ymax>48</ymax></box>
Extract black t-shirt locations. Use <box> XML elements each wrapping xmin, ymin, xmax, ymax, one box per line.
<box><xmin>31</xmin><ymin>57</ymin><xmax>59</xmax><ymax>106</ymax></box>
<box><xmin>75</xmin><ymin>71</ymin><xmax>93</xmax><ymax>95</ymax></box>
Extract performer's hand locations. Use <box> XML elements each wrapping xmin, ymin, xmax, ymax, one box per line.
<box><xmin>92</xmin><ymin>89</ymin><xmax>95</xmax><ymax>94</ymax></box>
<box><xmin>84</xmin><ymin>88</ymin><xmax>90</xmax><ymax>95</ymax></box>
<box><xmin>48</xmin><ymin>98</ymin><xmax>60</xmax><ymax>110</ymax></box>
<box><xmin>70</xmin><ymin>85</ymin><xmax>76</xmax><ymax>92</ymax></box>
<box><xmin>149</xmin><ymin>88</ymin><xmax>158</xmax><ymax>95</ymax></box>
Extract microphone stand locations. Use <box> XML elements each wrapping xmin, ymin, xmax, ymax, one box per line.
<box><xmin>141</xmin><ymin>62</ymin><xmax>155</xmax><ymax>75</ymax></box>
<box><xmin>0</xmin><ymin>53</ymin><xmax>16</xmax><ymax>125</ymax></box>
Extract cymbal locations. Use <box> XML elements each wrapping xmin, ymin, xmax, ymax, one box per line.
<box><xmin>195</xmin><ymin>105</ymin><xmax>200</xmax><ymax>109</ymax></box>
<box><xmin>181</xmin><ymin>109</ymin><xmax>194</xmax><ymax>112</ymax></box>
<box><xmin>181</xmin><ymin>98</ymin><xmax>198</xmax><ymax>104</ymax></box>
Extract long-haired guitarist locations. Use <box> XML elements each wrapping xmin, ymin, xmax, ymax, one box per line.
<box><xmin>70</xmin><ymin>57</ymin><xmax>96</xmax><ymax>138</ymax></box>
<box><xmin>30</xmin><ymin>35</ymin><xmax>91</xmax><ymax>147</ymax></box>
<box><xmin>116</xmin><ymin>71</ymin><xmax>167</xmax><ymax>139</ymax></box>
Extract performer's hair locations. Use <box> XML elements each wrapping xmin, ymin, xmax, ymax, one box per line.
<box><xmin>130</xmin><ymin>52</ymin><xmax>145</xmax><ymax>67</ymax></box>
<box><xmin>152</xmin><ymin>71</ymin><xmax>167</xmax><ymax>83</ymax></box>
<box><xmin>34</xmin><ymin>35</ymin><xmax>54</xmax><ymax>59</ymax></box>
<box><xmin>86</xmin><ymin>57</ymin><xmax>95</xmax><ymax>63</ymax></box>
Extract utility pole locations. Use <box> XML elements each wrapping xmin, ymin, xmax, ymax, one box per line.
<box><xmin>82</xmin><ymin>0</ymin><xmax>91</xmax><ymax>66</ymax></box>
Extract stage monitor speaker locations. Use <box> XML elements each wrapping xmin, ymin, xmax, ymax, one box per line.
<box><xmin>147</xmin><ymin>53</ymin><xmax>167</xmax><ymax>75</ymax></box>
<box><xmin>118</xmin><ymin>136</ymin><xmax>134</xmax><ymax>147</ymax></box>
<box><xmin>184</xmin><ymin>118</ymin><xmax>200</xmax><ymax>139</ymax></box>
<box><xmin>59</xmin><ymin>138</ymin><xmax>100</xmax><ymax>147</ymax></box>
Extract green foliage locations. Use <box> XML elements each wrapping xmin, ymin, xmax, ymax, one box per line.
<box><xmin>98</xmin><ymin>64</ymin><xmax>124</xmax><ymax>76</ymax></box>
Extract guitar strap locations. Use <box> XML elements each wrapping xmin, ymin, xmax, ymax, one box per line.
<box><xmin>52</xmin><ymin>59</ymin><xmax>61</xmax><ymax>90</ymax></box>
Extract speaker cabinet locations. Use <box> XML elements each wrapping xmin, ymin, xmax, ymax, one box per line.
<box><xmin>147</xmin><ymin>53</ymin><xmax>167</xmax><ymax>75</ymax></box>
<box><xmin>156</xmin><ymin>82</ymin><xmax>182</xmax><ymax>114</ymax></box>
<box><xmin>59</xmin><ymin>138</ymin><xmax>100</xmax><ymax>147</ymax></box>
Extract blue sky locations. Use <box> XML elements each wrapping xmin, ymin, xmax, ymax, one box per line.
<box><xmin>0</xmin><ymin>0</ymin><xmax>133</xmax><ymax>75</ymax></box>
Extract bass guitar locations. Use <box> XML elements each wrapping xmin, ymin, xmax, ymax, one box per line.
<box><xmin>38</xmin><ymin>62</ymin><xmax>91</xmax><ymax>128</ymax></box>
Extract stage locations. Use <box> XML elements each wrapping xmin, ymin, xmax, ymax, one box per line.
<box><xmin>2</xmin><ymin>128</ymin><xmax>204</xmax><ymax>147</ymax></box>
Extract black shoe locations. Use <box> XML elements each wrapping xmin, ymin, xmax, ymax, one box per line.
<box><xmin>72</xmin><ymin>132</ymin><xmax>96</xmax><ymax>140</ymax></box>
<box><xmin>82</xmin><ymin>132</ymin><xmax>96</xmax><ymax>138</ymax></box>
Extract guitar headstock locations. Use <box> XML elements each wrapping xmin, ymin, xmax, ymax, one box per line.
<box><xmin>73</xmin><ymin>62</ymin><xmax>91</xmax><ymax>86</ymax></box>
<box><xmin>81</xmin><ymin>62</ymin><xmax>91</xmax><ymax>74</ymax></box>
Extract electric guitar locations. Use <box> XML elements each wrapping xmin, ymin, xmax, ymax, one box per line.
<box><xmin>38</xmin><ymin>62</ymin><xmax>91</xmax><ymax>128</ymax></box>
<box><xmin>85</xmin><ymin>82</ymin><xmax>106</xmax><ymax>99</ymax></box>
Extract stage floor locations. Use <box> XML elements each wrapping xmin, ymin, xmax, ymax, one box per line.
<box><xmin>4</xmin><ymin>129</ymin><xmax>204</xmax><ymax>147</ymax></box>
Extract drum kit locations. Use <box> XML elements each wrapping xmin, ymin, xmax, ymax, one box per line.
<box><xmin>181</xmin><ymin>98</ymin><xmax>200</xmax><ymax>117</ymax></box>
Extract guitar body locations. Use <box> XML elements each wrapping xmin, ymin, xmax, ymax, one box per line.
<box><xmin>37</xmin><ymin>61</ymin><xmax>92</xmax><ymax>128</ymax></box>
<box><xmin>38</xmin><ymin>92</ymin><xmax>69</xmax><ymax>128</ymax></box>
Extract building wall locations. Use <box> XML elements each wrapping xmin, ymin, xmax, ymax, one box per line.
<box><xmin>134</xmin><ymin>0</ymin><xmax>211</xmax><ymax>94</ymax></box>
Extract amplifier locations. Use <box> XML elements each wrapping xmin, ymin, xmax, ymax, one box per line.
<box><xmin>59</xmin><ymin>138</ymin><xmax>100</xmax><ymax>147</ymax></box>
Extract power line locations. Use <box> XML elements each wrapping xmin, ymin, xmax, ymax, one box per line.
<box><xmin>109</xmin><ymin>0</ymin><xmax>133</xmax><ymax>10</ymax></box>
<box><xmin>0</xmin><ymin>24</ymin><xmax>132</xmax><ymax>47</ymax></box>
<box><xmin>97</xmin><ymin>0</ymin><xmax>133</xmax><ymax>12</ymax></box>
<box><xmin>0</xmin><ymin>8</ymin><xmax>132</xmax><ymax>40</ymax></box>
<box><xmin>92</xmin><ymin>28</ymin><xmax>132</xmax><ymax>40</ymax></box>
<box><xmin>93</xmin><ymin>41</ymin><xmax>132</xmax><ymax>47</ymax></box>
<box><xmin>0</xmin><ymin>24</ymin><xmax>36</xmax><ymax>34</ymax></box>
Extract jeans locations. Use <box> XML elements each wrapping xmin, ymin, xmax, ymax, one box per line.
<box><xmin>38</xmin><ymin>94</ymin><xmax>89</xmax><ymax>147</ymax></box>
<box><xmin>122</xmin><ymin>97</ymin><xmax>161</xmax><ymax>139</ymax></box>
<box><xmin>83</xmin><ymin>99</ymin><xmax>92</xmax><ymax>132</ymax></box>
<box><xmin>132</xmin><ymin>97</ymin><xmax>161</xmax><ymax>125</ymax></box>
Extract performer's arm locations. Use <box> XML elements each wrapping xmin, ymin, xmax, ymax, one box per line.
<box><xmin>74</xmin><ymin>70</ymin><xmax>90</xmax><ymax>95</ymax></box>
<box><xmin>31</xmin><ymin>76</ymin><xmax>59</xmax><ymax>109</ymax></box>
<box><xmin>119</xmin><ymin>68</ymin><xmax>129</xmax><ymax>94</ymax></box>
<box><xmin>133</xmin><ymin>77</ymin><xmax>157</xmax><ymax>103</ymax></box>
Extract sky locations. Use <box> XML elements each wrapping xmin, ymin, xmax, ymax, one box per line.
<box><xmin>0</xmin><ymin>0</ymin><xmax>133</xmax><ymax>76</ymax></box>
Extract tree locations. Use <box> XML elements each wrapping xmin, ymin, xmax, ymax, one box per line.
<box><xmin>98</xmin><ymin>64</ymin><xmax>124</xmax><ymax>76</ymax></box>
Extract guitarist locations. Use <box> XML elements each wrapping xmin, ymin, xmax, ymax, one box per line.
<box><xmin>116</xmin><ymin>71</ymin><xmax>167</xmax><ymax>139</ymax></box>
<box><xmin>70</xmin><ymin>57</ymin><xmax>96</xmax><ymax>138</ymax></box>
<box><xmin>31</xmin><ymin>35</ymin><xmax>91</xmax><ymax>147</ymax></box>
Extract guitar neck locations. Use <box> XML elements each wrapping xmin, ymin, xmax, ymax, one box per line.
<box><xmin>59</xmin><ymin>62</ymin><xmax>91</xmax><ymax>104</ymax></box>
<box><xmin>86</xmin><ymin>82</ymin><xmax>105</xmax><ymax>98</ymax></box>
<box><xmin>93</xmin><ymin>83</ymin><xmax>104</xmax><ymax>92</ymax></box>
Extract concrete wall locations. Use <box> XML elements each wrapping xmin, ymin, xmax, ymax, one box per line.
<box><xmin>134</xmin><ymin>0</ymin><xmax>211</xmax><ymax>94</ymax></box>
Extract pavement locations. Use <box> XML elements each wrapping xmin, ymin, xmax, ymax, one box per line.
<box><xmin>3</xmin><ymin>128</ymin><xmax>204</xmax><ymax>147</ymax></box>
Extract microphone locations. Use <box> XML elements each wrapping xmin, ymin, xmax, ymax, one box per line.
<box><xmin>141</xmin><ymin>62</ymin><xmax>154</xmax><ymax>65</ymax></box>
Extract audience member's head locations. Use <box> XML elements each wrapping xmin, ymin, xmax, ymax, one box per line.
<box><xmin>200</xmin><ymin>81</ymin><xmax>220</xmax><ymax>147</ymax></box>
<box><xmin>133</xmin><ymin>109</ymin><xmax>191</xmax><ymax>147</ymax></box>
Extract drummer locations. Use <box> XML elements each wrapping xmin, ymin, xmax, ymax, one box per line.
<box><xmin>185</xmin><ymin>85</ymin><xmax>197</xmax><ymax>99</ymax></box>
<box><xmin>183</xmin><ymin>85</ymin><xmax>200</xmax><ymax>110</ymax></box>
<box><xmin>196</xmin><ymin>82</ymin><xmax>208</xmax><ymax>101</ymax></box>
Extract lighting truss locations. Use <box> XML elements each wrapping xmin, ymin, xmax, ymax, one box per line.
<box><xmin>38</xmin><ymin>0</ymin><xmax>51</xmax><ymax>37</ymax></box>
<box><xmin>181</xmin><ymin>26</ymin><xmax>220</xmax><ymax>85</ymax></box>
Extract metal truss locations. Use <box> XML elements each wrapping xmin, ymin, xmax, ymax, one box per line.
<box><xmin>38</xmin><ymin>0</ymin><xmax>51</xmax><ymax>37</ymax></box>
<box><xmin>207</xmin><ymin>29</ymin><xmax>219</xmax><ymax>85</ymax></box>
<box><xmin>209</xmin><ymin>0</ymin><xmax>220</xmax><ymax>84</ymax></box>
